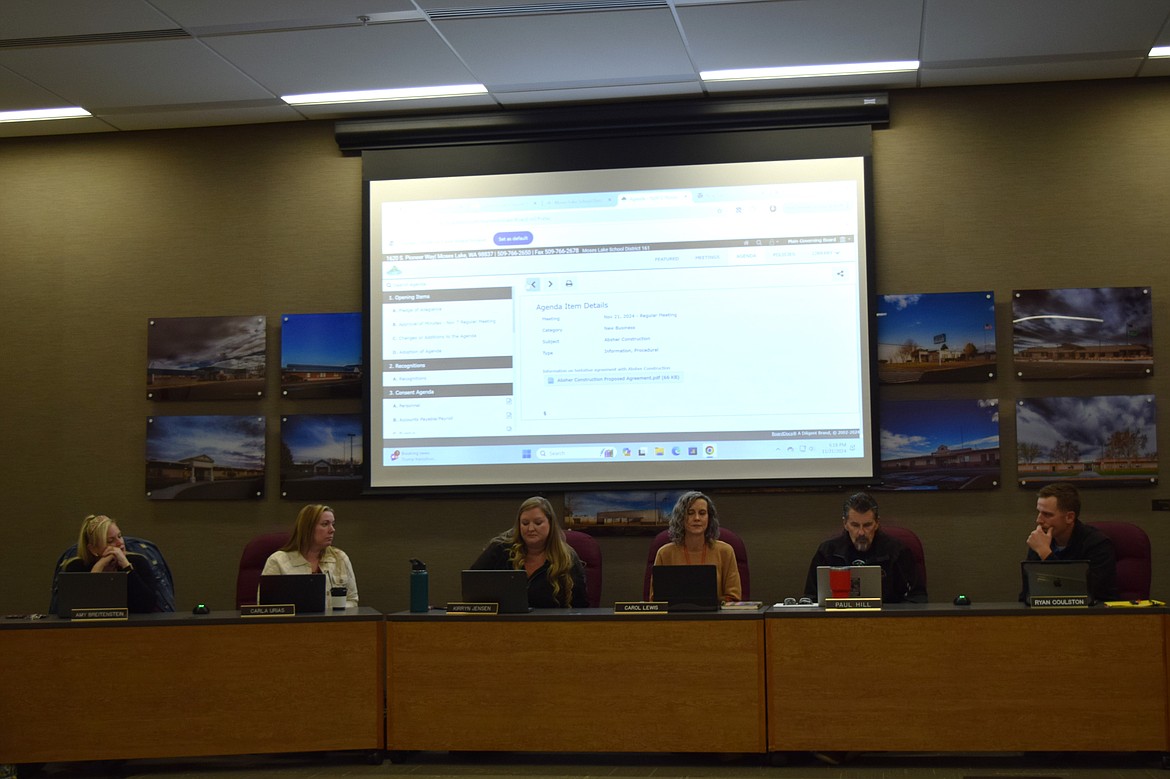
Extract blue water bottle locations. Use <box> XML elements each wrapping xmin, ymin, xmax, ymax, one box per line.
<box><xmin>410</xmin><ymin>558</ymin><xmax>429</xmax><ymax>613</ymax></box>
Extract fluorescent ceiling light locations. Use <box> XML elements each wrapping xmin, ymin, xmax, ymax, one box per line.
<box><xmin>1151</xmin><ymin>46</ymin><xmax>1170</xmax><ymax>58</ymax></box>
<box><xmin>0</xmin><ymin>106</ymin><xmax>91</xmax><ymax>123</ymax></box>
<box><xmin>702</xmin><ymin>60</ymin><xmax>919</xmax><ymax>82</ymax></box>
<box><xmin>282</xmin><ymin>84</ymin><xmax>488</xmax><ymax>105</ymax></box>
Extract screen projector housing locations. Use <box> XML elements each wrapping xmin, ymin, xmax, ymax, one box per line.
<box><xmin>367</xmin><ymin>148</ymin><xmax>876</xmax><ymax>492</ymax></box>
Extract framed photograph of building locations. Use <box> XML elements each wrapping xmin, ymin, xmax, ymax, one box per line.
<box><xmin>876</xmin><ymin>292</ymin><xmax>996</xmax><ymax>384</ymax></box>
<box><xmin>1016</xmin><ymin>395</ymin><xmax>1157</xmax><ymax>487</ymax></box>
<box><xmin>280</xmin><ymin>414</ymin><xmax>364</xmax><ymax>500</ymax></box>
<box><xmin>281</xmin><ymin>312</ymin><xmax>362</xmax><ymax>399</ymax></box>
<box><xmin>878</xmin><ymin>398</ymin><xmax>1000</xmax><ymax>490</ymax></box>
<box><xmin>146</xmin><ymin>416</ymin><xmax>265</xmax><ymax>499</ymax></box>
<box><xmin>147</xmin><ymin>315</ymin><xmax>266</xmax><ymax>400</ymax></box>
<box><xmin>564</xmin><ymin>490</ymin><xmax>686</xmax><ymax>535</ymax></box>
<box><xmin>1012</xmin><ymin>287</ymin><xmax>1152</xmax><ymax>379</ymax></box>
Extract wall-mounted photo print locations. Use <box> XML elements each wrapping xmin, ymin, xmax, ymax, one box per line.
<box><xmin>281</xmin><ymin>313</ymin><xmax>362</xmax><ymax>399</ymax></box>
<box><xmin>564</xmin><ymin>490</ymin><xmax>687</xmax><ymax>536</ymax></box>
<box><xmin>146</xmin><ymin>416</ymin><xmax>265</xmax><ymax>499</ymax></box>
<box><xmin>878</xmin><ymin>398</ymin><xmax>1000</xmax><ymax>490</ymax></box>
<box><xmin>876</xmin><ymin>292</ymin><xmax>996</xmax><ymax>384</ymax></box>
<box><xmin>1012</xmin><ymin>287</ymin><xmax>1152</xmax><ymax>379</ymax></box>
<box><xmin>1016</xmin><ymin>395</ymin><xmax>1157</xmax><ymax>487</ymax></box>
<box><xmin>281</xmin><ymin>414</ymin><xmax>363</xmax><ymax>500</ymax></box>
<box><xmin>147</xmin><ymin>315</ymin><xmax>266</xmax><ymax>400</ymax></box>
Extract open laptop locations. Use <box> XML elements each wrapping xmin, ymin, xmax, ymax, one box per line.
<box><xmin>56</xmin><ymin>571</ymin><xmax>128</xmax><ymax>618</ymax></box>
<box><xmin>1022</xmin><ymin>559</ymin><xmax>1090</xmax><ymax>602</ymax></box>
<box><xmin>815</xmin><ymin>565</ymin><xmax>882</xmax><ymax>606</ymax></box>
<box><xmin>652</xmin><ymin>564</ymin><xmax>720</xmax><ymax>612</ymax></box>
<box><xmin>461</xmin><ymin>569</ymin><xmax>532</xmax><ymax>613</ymax></box>
<box><xmin>257</xmin><ymin>573</ymin><xmax>327</xmax><ymax>612</ymax></box>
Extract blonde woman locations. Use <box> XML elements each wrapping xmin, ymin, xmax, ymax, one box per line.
<box><xmin>60</xmin><ymin>514</ymin><xmax>163</xmax><ymax>613</ymax></box>
<box><xmin>262</xmin><ymin>504</ymin><xmax>359</xmax><ymax>607</ymax></box>
<box><xmin>471</xmin><ymin>496</ymin><xmax>587</xmax><ymax>608</ymax></box>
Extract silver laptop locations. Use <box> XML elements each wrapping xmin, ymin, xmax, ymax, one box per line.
<box><xmin>815</xmin><ymin>565</ymin><xmax>882</xmax><ymax>606</ymax></box>
<box><xmin>1021</xmin><ymin>559</ymin><xmax>1090</xmax><ymax>600</ymax></box>
<box><xmin>56</xmin><ymin>571</ymin><xmax>128</xmax><ymax>618</ymax></box>
<box><xmin>461</xmin><ymin>569</ymin><xmax>532</xmax><ymax>613</ymax></box>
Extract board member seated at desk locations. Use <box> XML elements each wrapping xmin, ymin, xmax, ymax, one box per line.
<box><xmin>470</xmin><ymin>496</ymin><xmax>588</xmax><ymax>609</ymax></box>
<box><xmin>803</xmin><ymin>492</ymin><xmax>926</xmax><ymax>604</ymax></box>
<box><xmin>650</xmin><ymin>491</ymin><xmax>741</xmax><ymax>603</ymax></box>
<box><xmin>262</xmin><ymin>504</ymin><xmax>359</xmax><ymax>607</ymax></box>
<box><xmin>60</xmin><ymin>514</ymin><xmax>164</xmax><ymax>613</ymax></box>
<box><xmin>1020</xmin><ymin>482</ymin><xmax>1118</xmax><ymax>603</ymax></box>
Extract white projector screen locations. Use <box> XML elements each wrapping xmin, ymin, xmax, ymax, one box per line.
<box><xmin>367</xmin><ymin>156</ymin><xmax>875</xmax><ymax>491</ymax></box>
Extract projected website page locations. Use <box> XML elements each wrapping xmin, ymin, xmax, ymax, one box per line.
<box><xmin>368</xmin><ymin>158</ymin><xmax>873</xmax><ymax>488</ymax></box>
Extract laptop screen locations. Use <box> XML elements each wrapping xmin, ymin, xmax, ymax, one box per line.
<box><xmin>1021</xmin><ymin>559</ymin><xmax>1090</xmax><ymax>599</ymax></box>
<box><xmin>257</xmin><ymin>573</ymin><xmax>327</xmax><ymax>612</ymax></box>
<box><xmin>56</xmin><ymin>572</ymin><xmax>128</xmax><ymax>618</ymax></box>
<box><xmin>461</xmin><ymin>569</ymin><xmax>531</xmax><ymax>613</ymax></box>
<box><xmin>651</xmin><ymin>564</ymin><xmax>720</xmax><ymax>612</ymax></box>
<box><xmin>815</xmin><ymin>565</ymin><xmax>882</xmax><ymax>606</ymax></box>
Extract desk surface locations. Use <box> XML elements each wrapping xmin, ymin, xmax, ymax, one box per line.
<box><xmin>0</xmin><ymin>609</ymin><xmax>384</xmax><ymax>763</ymax></box>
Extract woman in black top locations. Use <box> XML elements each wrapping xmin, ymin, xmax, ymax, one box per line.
<box><xmin>60</xmin><ymin>514</ymin><xmax>161</xmax><ymax>613</ymax></box>
<box><xmin>471</xmin><ymin>496</ymin><xmax>588</xmax><ymax>609</ymax></box>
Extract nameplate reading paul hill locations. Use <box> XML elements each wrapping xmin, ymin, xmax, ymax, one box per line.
<box><xmin>614</xmin><ymin>602</ymin><xmax>668</xmax><ymax>614</ymax></box>
<box><xmin>70</xmin><ymin>608</ymin><xmax>129</xmax><ymax>621</ymax></box>
<box><xmin>447</xmin><ymin>602</ymin><xmax>499</xmax><ymax>615</ymax></box>
<box><xmin>825</xmin><ymin>598</ymin><xmax>882</xmax><ymax>610</ymax></box>
<box><xmin>1028</xmin><ymin>595</ymin><xmax>1089</xmax><ymax>608</ymax></box>
<box><xmin>240</xmin><ymin>604</ymin><xmax>295</xmax><ymax>617</ymax></box>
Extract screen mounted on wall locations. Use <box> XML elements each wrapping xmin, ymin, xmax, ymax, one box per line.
<box><xmin>367</xmin><ymin>157</ymin><xmax>875</xmax><ymax>491</ymax></box>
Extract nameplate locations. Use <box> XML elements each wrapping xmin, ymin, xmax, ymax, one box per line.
<box><xmin>447</xmin><ymin>602</ymin><xmax>498</xmax><ymax>615</ymax></box>
<box><xmin>825</xmin><ymin>598</ymin><xmax>882</xmax><ymax>610</ymax></box>
<box><xmin>70</xmin><ymin>607</ymin><xmax>129</xmax><ymax>621</ymax></box>
<box><xmin>240</xmin><ymin>604</ymin><xmax>295</xmax><ymax>617</ymax></box>
<box><xmin>1027</xmin><ymin>595</ymin><xmax>1089</xmax><ymax>608</ymax></box>
<box><xmin>614</xmin><ymin>601</ymin><xmax>668</xmax><ymax>614</ymax></box>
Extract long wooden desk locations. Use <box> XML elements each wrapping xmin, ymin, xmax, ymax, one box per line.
<box><xmin>766</xmin><ymin>603</ymin><xmax>1169</xmax><ymax>753</ymax></box>
<box><xmin>0</xmin><ymin>608</ymin><xmax>385</xmax><ymax>764</ymax></box>
<box><xmin>385</xmin><ymin>609</ymin><xmax>767</xmax><ymax>753</ymax></box>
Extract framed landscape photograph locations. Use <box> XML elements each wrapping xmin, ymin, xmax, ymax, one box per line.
<box><xmin>878</xmin><ymin>398</ymin><xmax>1000</xmax><ymax>490</ymax></box>
<box><xmin>146</xmin><ymin>415</ymin><xmax>265</xmax><ymax>499</ymax></box>
<box><xmin>280</xmin><ymin>414</ymin><xmax>364</xmax><ymax>500</ymax></box>
<box><xmin>281</xmin><ymin>312</ymin><xmax>362</xmax><ymax>399</ymax></box>
<box><xmin>564</xmin><ymin>489</ymin><xmax>687</xmax><ymax>536</ymax></box>
<box><xmin>1016</xmin><ymin>395</ymin><xmax>1157</xmax><ymax>487</ymax></box>
<box><xmin>1012</xmin><ymin>287</ymin><xmax>1152</xmax><ymax>379</ymax></box>
<box><xmin>147</xmin><ymin>315</ymin><xmax>267</xmax><ymax>400</ymax></box>
<box><xmin>876</xmin><ymin>292</ymin><xmax>996</xmax><ymax>384</ymax></box>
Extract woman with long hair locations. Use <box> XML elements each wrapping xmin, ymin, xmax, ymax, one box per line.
<box><xmin>651</xmin><ymin>490</ymin><xmax>741</xmax><ymax>602</ymax></box>
<box><xmin>262</xmin><ymin>504</ymin><xmax>358</xmax><ymax>607</ymax></box>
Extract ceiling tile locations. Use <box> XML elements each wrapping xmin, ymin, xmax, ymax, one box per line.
<box><xmin>151</xmin><ymin>0</ymin><xmax>415</xmax><ymax>29</ymax></box>
<box><xmin>495</xmin><ymin>82</ymin><xmax>704</xmax><ymax>106</ymax></box>
<box><xmin>921</xmin><ymin>58</ymin><xmax>1146</xmax><ymax>87</ymax></box>
<box><xmin>103</xmin><ymin>104</ymin><xmax>306</xmax><ymax>131</ymax></box>
<box><xmin>0</xmin><ymin>66</ymin><xmax>73</xmax><ymax>111</ymax></box>
<box><xmin>0</xmin><ymin>0</ymin><xmax>174</xmax><ymax>39</ymax></box>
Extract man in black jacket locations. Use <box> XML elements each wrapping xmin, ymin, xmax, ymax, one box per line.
<box><xmin>803</xmin><ymin>492</ymin><xmax>927</xmax><ymax>603</ymax></box>
<box><xmin>1020</xmin><ymin>482</ymin><xmax>1118</xmax><ymax>603</ymax></box>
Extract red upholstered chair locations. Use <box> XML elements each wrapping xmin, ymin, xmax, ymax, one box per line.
<box><xmin>235</xmin><ymin>531</ymin><xmax>291</xmax><ymax>607</ymax></box>
<box><xmin>879</xmin><ymin>524</ymin><xmax>927</xmax><ymax>591</ymax></box>
<box><xmin>1088</xmin><ymin>521</ymin><xmax>1151</xmax><ymax>600</ymax></box>
<box><xmin>642</xmin><ymin>527</ymin><xmax>750</xmax><ymax>600</ymax></box>
<box><xmin>564</xmin><ymin>529</ymin><xmax>603</xmax><ymax>607</ymax></box>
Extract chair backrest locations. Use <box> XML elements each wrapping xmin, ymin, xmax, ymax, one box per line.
<box><xmin>1088</xmin><ymin>521</ymin><xmax>1151</xmax><ymax>600</ymax></box>
<box><xmin>642</xmin><ymin>527</ymin><xmax>750</xmax><ymax>600</ymax></box>
<box><xmin>564</xmin><ymin>529</ymin><xmax>603</xmax><ymax>607</ymax></box>
<box><xmin>50</xmin><ymin>536</ymin><xmax>176</xmax><ymax>614</ymax></box>
<box><xmin>879</xmin><ymin>524</ymin><xmax>927</xmax><ymax>590</ymax></box>
<box><xmin>236</xmin><ymin>531</ymin><xmax>292</xmax><ymax>607</ymax></box>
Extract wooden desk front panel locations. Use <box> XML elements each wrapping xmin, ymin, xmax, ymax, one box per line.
<box><xmin>0</xmin><ymin>621</ymin><xmax>384</xmax><ymax>763</ymax></box>
<box><xmin>387</xmin><ymin>618</ymin><xmax>766</xmax><ymax>753</ymax></box>
<box><xmin>767</xmin><ymin>613</ymin><xmax>1167</xmax><ymax>752</ymax></box>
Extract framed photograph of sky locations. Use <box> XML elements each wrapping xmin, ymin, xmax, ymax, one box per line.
<box><xmin>1016</xmin><ymin>395</ymin><xmax>1157</xmax><ymax>487</ymax></box>
<box><xmin>280</xmin><ymin>414</ymin><xmax>363</xmax><ymax>500</ymax></box>
<box><xmin>146</xmin><ymin>415</ymin><xmax>265</xmax><ymax>499</ymax></box>
<box><xmin>281</xmin><ymin>312</ymin><xmax>362</xmax><ymax>399</ymax></box>
<box><xmin>876</xmin><ymin>292</ymin><xmax>996</xmax><ymax>384</ymax></box>
<box><xmin>147</xmin><ymin>315</ymin><xmax>266</xmax><ymax>400</ymax></box>
<box><xmin>878</xmin><ymin>398</ymin><xmax>1000</xmax><ymax>490</ymax></box>
<box><xmin>1012</xmin><ymin>287</ymin><xmax>1152</xmax><ymax>379</ymax></box>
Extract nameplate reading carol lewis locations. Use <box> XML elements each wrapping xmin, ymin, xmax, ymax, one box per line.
<box><xmin>1027</xmin><ymin>595</ymin><xmax>1089</xmax><ymax>608</ymax></box>
<box><xmin>614</xmin><ymin>602</ymin><xmax>668</xmax><ymax>614</ymax></box>
<box><xmin>70</xmin><ymin>608</ymin><xmax>129</xmax><ymax>621</ymax></box>
<box><xmin>240</xmin><ymin>604</ymin><xmax>295</xmax><ymax>617</ymax></box>
<box><xmin>447</xmin><ymin>602</ymin><xmax>498</xmax><ymax>615</ymax></box>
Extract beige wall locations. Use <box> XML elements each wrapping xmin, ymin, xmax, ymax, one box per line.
<box><xmin>3</xmin><ymin>78</ymin><xmax>1169</xmax><ymax>615</ymax></box>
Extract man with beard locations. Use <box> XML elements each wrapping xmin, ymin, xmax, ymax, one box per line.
<box><xmin>803</xmin><ymin>492</ymin><xmax>926</xmax><ymax>603</ymax></box>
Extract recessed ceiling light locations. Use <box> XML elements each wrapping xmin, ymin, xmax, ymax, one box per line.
<box><xmin>1150</xmin><ymin>46</ymin><xmax>1170</xmax><ymax>58</ymax></box>
<box><xmin>0</xmin><ymin>106</ymin><xmax>91</xmax><ymax>123</ymax></box>
<box><xmin>282</xmin><ymin>85</ymin><xmax>489</xmax><ymax>105</ymax></box>
<box><xmin>701</xmin><ymin>60</ymin><xmax>920</xmax><ymax>82</ymax></box>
